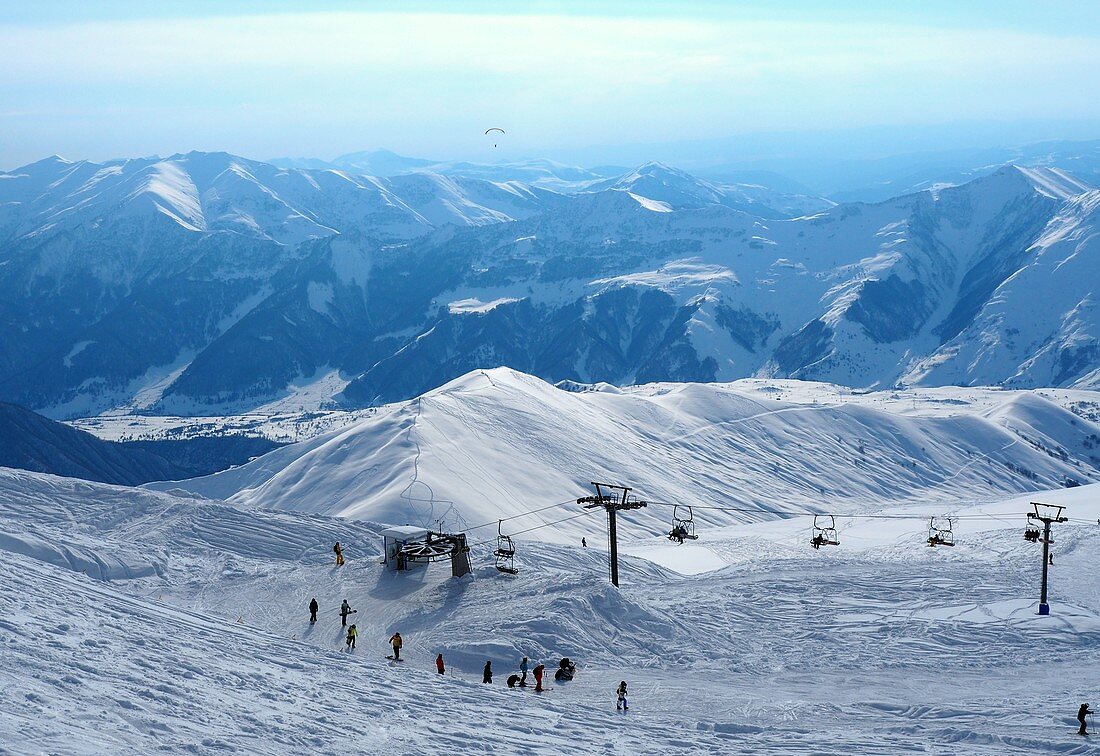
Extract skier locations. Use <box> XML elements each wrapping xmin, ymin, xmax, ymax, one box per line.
<box><xmin>345</xmin><ymin>624</ymin><xmax>357</xmax><ymax>650</ymax></box>
<box><xmin>483</xmin><ymin>660</ymin><xmax>493</xmax><ymax>684</ymax></box>
<box><xmin>507</xmin><ymin>674</ymin><xmax>521</xmax><ymax>688</ymax></box>
<box><xmin>582</xmin><ymin>537</ymin><xmax>587</xmax><ymax>548</ymax></box>
<box><xmin>1049</xmin><ymin>553</ymin><xmax>1054</xmax><ymax>566</ymax></box>
<box><xmin>616</xmin><ymin>681</ymin><xmax>629</xmax><ymax>711</ymax></box>
<box><xmin>519</xmin><ymin>656</ymin><xmax>529</xmax><ymax>686</ymax></box>
<box><xmin>436</xmin><ymin>653</ymin><xmax>445</xmax><ymax>675</ymax></box>
<box><xmin>308</xmin><ymin>597</ymin><xmax>318</xmax><ymax>624</ymax></box>
<box><xmin>389</xmin><ymin>632</ymin><xmax>403</xmax><ymax>660</ymax></box>
<box><xmin>339</xmin><ymin>599</ymin><xmax>357</xmax><ymax>627</ymax></box>
<box><xmin>533</xmin><ymin>662</ymin><xmax>545</xmax><ymax>692</ymax></box>
<box><xmin>333</xmin><ymin>541</ymin><xmax>345</xmax><ymax>566</ymax></box>
<box><xmin>1080</xmin><ymin>703</ymin><xmax>1093</xmax><ymax>735</ymax></box>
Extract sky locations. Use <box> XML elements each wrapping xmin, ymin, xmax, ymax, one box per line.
<box><xmin>2</xmin><ymin>0</ymin><xmax>1099</xmax><ymax>169</ymax></box>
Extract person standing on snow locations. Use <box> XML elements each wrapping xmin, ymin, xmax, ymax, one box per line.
<box><xmin>339</xmin><ymin>599</ymin><xmax>356</xmax><ymax>627</ymax></box>
<box><xmin>533</xmin><ymin>662</ymin><xmax>545</xmax><ymax>692</ymax></box>
<box><xmin>582</xmin><ymin>537</ymin><xmax>587</xmax><ymax>548</ymax></box>
<box><xmin>308</xmin><ymin>597</ymin><xmax>318</xmax><ymax>624</ymax></box>
<box><xmin>616</xmin><ymin>681</ymin><xmax>629</xmax><ymax>711</ymax></box>
<box><xmin>1080</xmin><ymin>703</ymin><xmax>1093</xmax><ymax>735</ymax></box>
<box><xmin>519</xmin><ymin>656</ymin><xmax>529</xmax><ymax>686</ymax></box>
<box><xmin>436</xmin><ymin>653</ymin><xmax>445</xmax><ymax>675</ymax></box>
<box><xmin>389</xmin><ymin>632</ymin><xmax>403</xmax><ymax>660</ymax></box>
<box><xmin>483</xmin><ymin>660</ymin><xmax>493</xmax><ymax>684</ymax></box>
<box><xmin>346</xmin><ymin>624</ymin><xmax>357</xmax><ymax>650</ymax></box>
<box><xmin>333</xmin><ymin>541</ymin><xmax>345</xmax><ymax>567</ymax></box>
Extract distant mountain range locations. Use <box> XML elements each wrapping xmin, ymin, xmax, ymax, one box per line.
<box><xmin>1</xmin><ymin>147</ymin><xmax>1097</xmax><ymax>418</ymax></box>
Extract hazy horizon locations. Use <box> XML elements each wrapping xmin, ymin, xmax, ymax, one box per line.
<box><xmin>3</xmin><ymin>0</ymin><xmax>1099</xmax><ymax>170</ymax></box>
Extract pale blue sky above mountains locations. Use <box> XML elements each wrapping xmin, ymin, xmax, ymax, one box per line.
<box><xmin>2</xmin><ymin>0</ymin><xmax>1099</xmax><ymax>168</ymax></box>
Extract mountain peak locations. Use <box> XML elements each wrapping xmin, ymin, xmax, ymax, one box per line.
<box><xmin>9</xmin><ymin>154</ymin><xmax>74</xmax><ymax>174</ymax></box>
<box><xmin>931</xmin><ymin>163</ymin><xmax>1093</xmax><ymax>204</ymax></box>
<box><xmin>1009</xmin><ymin>164</ymin><xmax>1094</xmax><ymax>199</ymax></box>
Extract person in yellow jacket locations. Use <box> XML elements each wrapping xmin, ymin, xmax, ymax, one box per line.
<box><xmin>389</xmin><ymin>632</ymin><xmax>403</xmax><ymax>660</ymax></box>
<box><xmin>333</xmin><ymin>542</ymin><xmax>345</xmax><ymax>567</ymax></box>
<box><xmin>345</xmin><ymin>624</ymin><xmax>357</xmax><ymax>650</ymax></box>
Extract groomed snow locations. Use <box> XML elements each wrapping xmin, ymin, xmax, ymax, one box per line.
<box><xmin>1</xmin><ymin>467</ymin><xmax>1099</xmax><ymax>753</ymax></box>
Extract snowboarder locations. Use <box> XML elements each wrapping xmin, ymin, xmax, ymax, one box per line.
<box><xmin>1080</xmin><ymin>703</ymin><xmax>1093</xmax><ymax>735</ymax></box>
<box><xmin>519</xmin><ymin>656</ymin><xmax>529</xmax><ymax>686</ymax></box>
<box><xmin>389</xmin><ymin>632</ymin><xmax>403</xmax><ymax>660</ymax></box>
<box><xmin>507</xmin><ymin>674</ymin><xmax>521</xmax><ymax>688</ymax></box>
<box><xmin>582</xmin><ymin>537</ymin><xmax>587</xmax><ymax>548</ymax></box>
<box><xmin>308</xmin><ymin>597</ymin><xmax>318</xmax><ymax>624</ymax></box>
<box><xmin>533</xmin><ymin>662</ymin><xmax>545</xmax><ymax>692</ymax></box>
<box><xmin>616</xmin><ymin>681</ymin><xmax>629</xmax><ymax>711</ymax></box>
<box><xmin>339</xmin><ymin>599</ymin><xmax>356</xmax><ymax>627</ymax></box>
<box><xmin>346</xmin><ymin>624</ymin><xmax>357</xmax><ymax>650</ymax></box>
<box><xmin>333</xmin><ymin>541</ymin><xmax>345</xmax><ymax>567</ymax></box>
<box><xmin>436</xmin><ymin>653</ymin><xmax>445</xmax><ymax>675</ymax></box>
<box><xmin>483</xmin><ymin>660</ymin><xmax>493</xmax><ymax>684</ymax></box>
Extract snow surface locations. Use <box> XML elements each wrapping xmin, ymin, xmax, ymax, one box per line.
<box><xmin>147</xmin><ymin>369</ymin><xmax>1100</xmax><ymax>544</ymax></box>
<box><xmin>6</xmin><ymin>370</ymin><xmax>1100</xmax><ymax>752</ymax></box>
<box><xmin>2</xmin><ymin>462</ymin><xmax>1099</xmax><ymax>753</ymax></box>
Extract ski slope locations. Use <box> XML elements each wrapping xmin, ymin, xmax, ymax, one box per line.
<box><xmin>2</xmin><ymin>466</ymin><xmax>1100</xmax><ymax>753</ymax></box>
<box><xmin>147</xmin><ymin>369</ymin><xmax>1100</xmax><ymax>545</ymax></box>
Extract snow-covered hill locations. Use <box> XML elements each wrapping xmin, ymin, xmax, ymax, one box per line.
<box><xmin>147</xmin><ymin>369</ymin><xmax>1100</xmax><ymax>543</ymax></box>
<box><xmin>2</xmin><ymin>152</ymin><xmax>1098</xmax><ymax>417</ymax></box>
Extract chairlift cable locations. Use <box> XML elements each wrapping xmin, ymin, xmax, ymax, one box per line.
<box><xmin>507</xmin><ymin>510</ymin><xmax>599</xmax><ymax>538</ymax></box>
<box><xmin>464</xmin><ymin>499</ymin><xmax>579</xmax><ymax>533</ymax></box>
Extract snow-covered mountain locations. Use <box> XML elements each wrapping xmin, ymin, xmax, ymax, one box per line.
<box><xmin>148</xmin><ymin>369</ymin><xmax>1100</xmax><ymax>538</ymax></box>
<box><xmin>2</xmin><ymin>152</ymin><xmax>1098</xmax><ymax>417</ymax></box>
<box><xmin>584</xmin><ymin>161</ymin><xmax>833</xmax><ymax>218</ymax></box>
<box><xmin>273</xmin><ymin>150</ymin><xmax>616</xmax><ymax>191</ymax></box>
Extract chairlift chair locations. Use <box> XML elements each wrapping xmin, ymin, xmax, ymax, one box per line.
<box><xmin>493</xmin><ymin>520</ymin><xmax>517</xmax><ymax>574</ymax></box>
<box><xmin>668</xmin><ymin>504</ymin><xmax>699</xmax><ymax>544</ymax></box>
<box><xmin>927</xmin><ymin>516</ymin><xmax>956</xmax><ymax>547</ymax></box>
<box><xmin>811</xmin><ymin>514</ymin><xmax>840</xmax><ymax>549</ymax></box>
<box><xmin>1023</xmin><ymin>524</ymin><xmax>1041</xmax><ymax>543</ymax></box>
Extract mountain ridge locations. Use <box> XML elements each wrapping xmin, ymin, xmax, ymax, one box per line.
<box><xmin>2</xmin><ymin>152</ymin><xmax>1098</xmax><ymax>417</ymax></box>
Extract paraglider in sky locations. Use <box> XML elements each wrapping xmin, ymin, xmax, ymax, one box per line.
<box><xmin>485</xmin><ymin>127</ymin><xmax>505</xmax><ymax>147</ymax></box>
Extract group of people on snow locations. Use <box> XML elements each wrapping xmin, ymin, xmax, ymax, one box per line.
<box><xmin>309</xmin><ymin>540</ymin><xmax>635</xmax><ymax>708</ymax></box>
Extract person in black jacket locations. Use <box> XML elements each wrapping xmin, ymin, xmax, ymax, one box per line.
<box><xmin>482</xmin><ymin>660</ymin><xmax>493</xmax><ymax>684</ymax></box>
<box><xmin>308</xmin><ymin>598</ymin><xmax>318</xmax><ymax>624</ymax></box>
<box><xmin>1080</xmin><ymin>703</ymin><xmax>1093</xmax><ymax>735</ymax></box>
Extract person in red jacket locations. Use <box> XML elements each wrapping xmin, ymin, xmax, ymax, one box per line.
<box><xmin>436</xmin><ymin>653</ymin><xmax>445</xmax><ymax>675</ymax></box>
<box><xmin>533</xmin><ymin>662</ymin><xmax>545</xmax><ymax>692</ymax></box>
